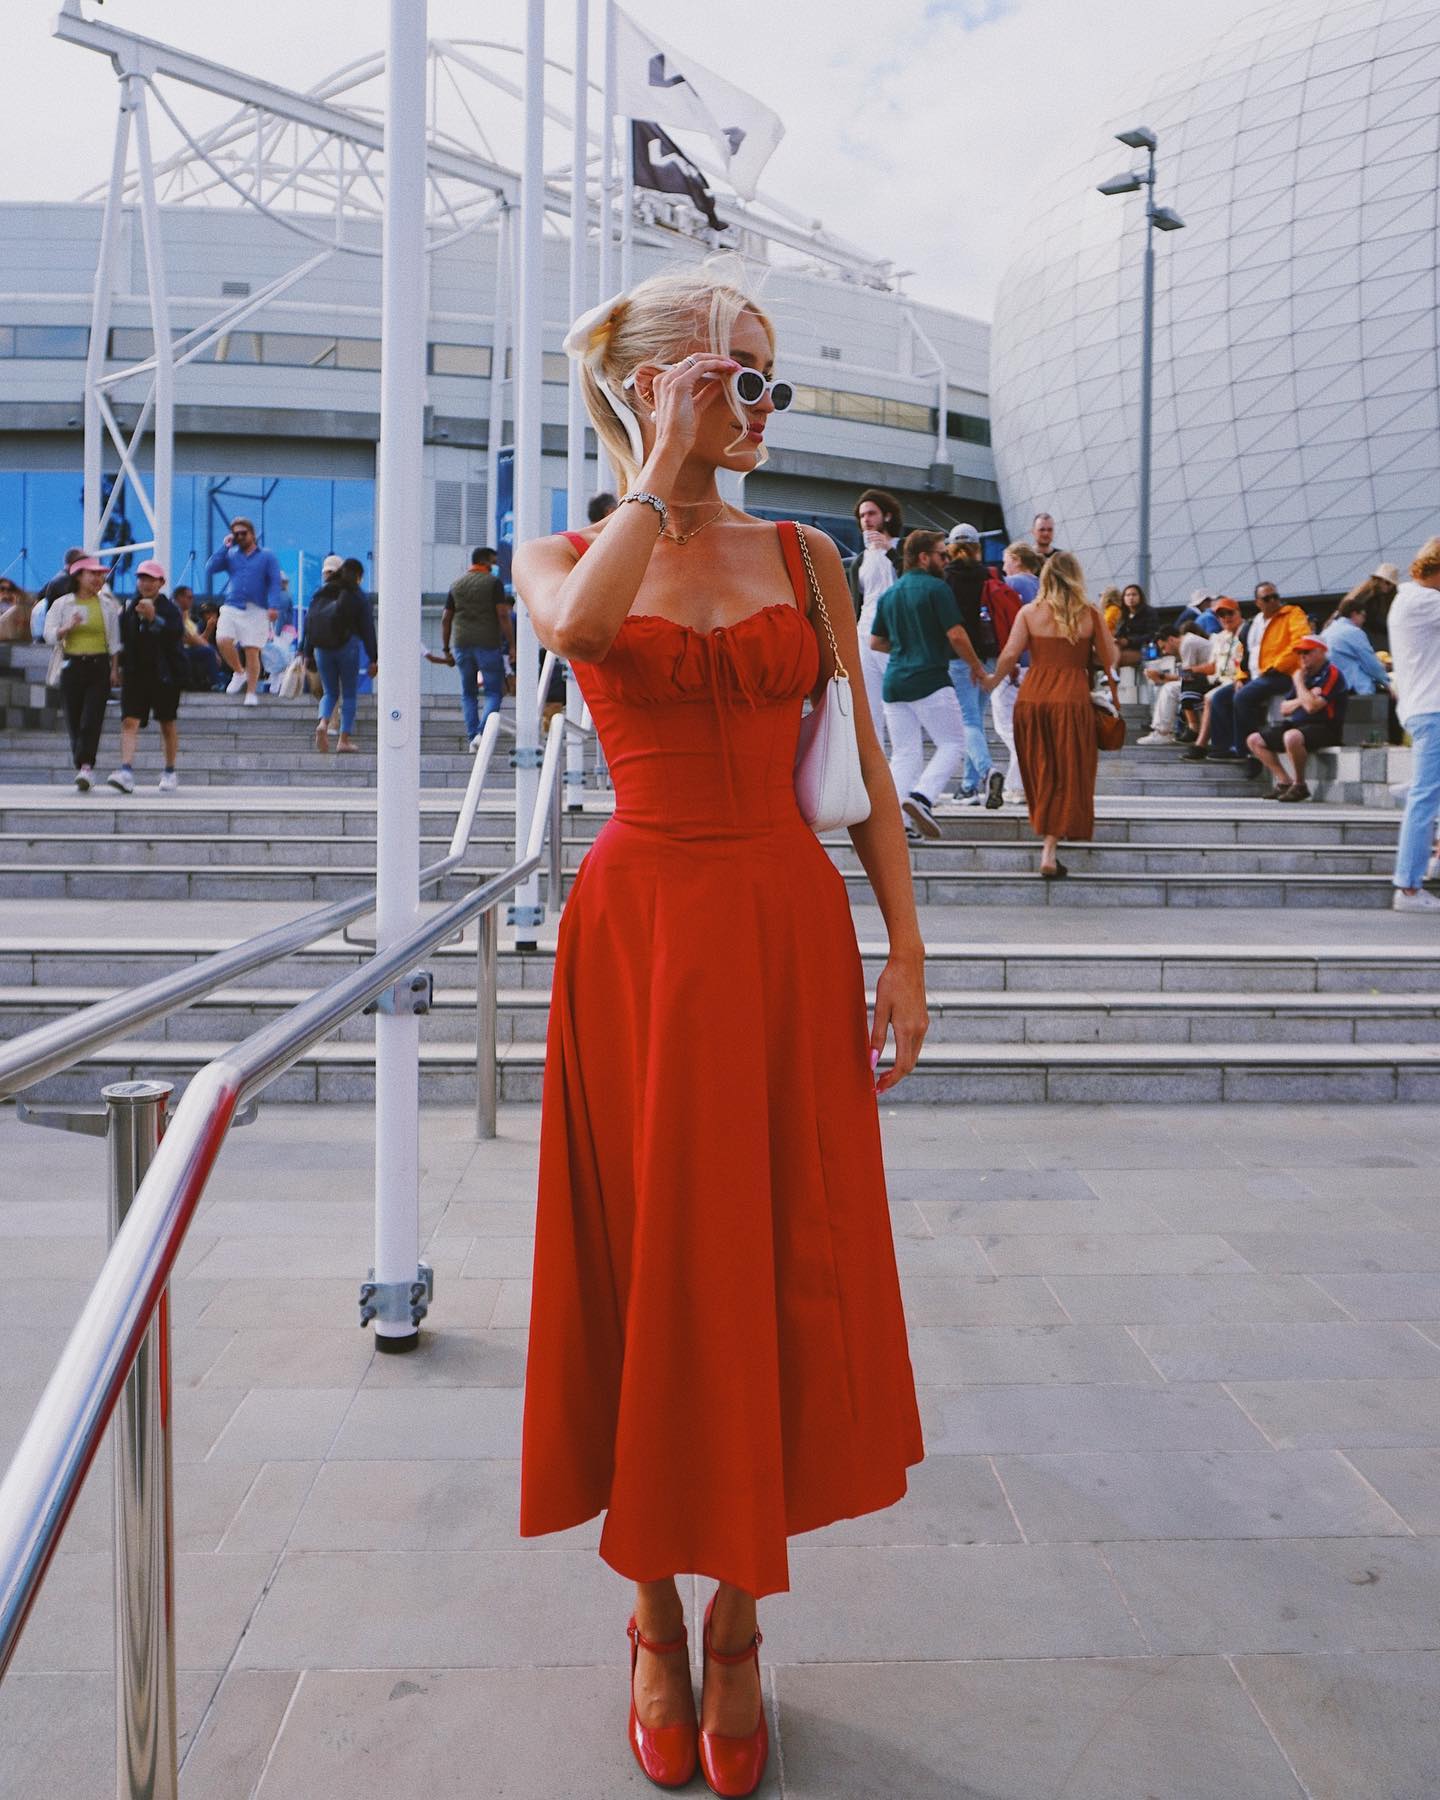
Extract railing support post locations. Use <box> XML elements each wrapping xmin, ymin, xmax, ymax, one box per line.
<box><xmin>475</xmin><ymin>908</ymin><xmax>499</xmax><ymax>1141</ymax></box>
<box><xmin>548</xmin><ymin>760</ymin><xmax>564</xmax><ymax>918</ymax></box>
<box><xmin>104</xmin><ymin>1079</ymin><xmax>178</xmax><ymax>1800</ymax></box>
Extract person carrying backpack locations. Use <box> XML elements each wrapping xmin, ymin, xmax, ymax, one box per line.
<box><xmin>302</xmin><ymin>554</ymin><xmax>378</xmax><ymax>754</ymax></box>
<box><xmin>942</xmin><ymin>524</ymin><xmax>999</xmax><ymax>803</ymax></box>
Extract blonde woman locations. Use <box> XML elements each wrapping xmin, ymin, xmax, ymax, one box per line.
<box><xmin>983</xmin><ymin>550</ymin><xmax>1117</xmax><ymax>877</ymax></box>
<box><xmin>512</xmin><ymin>265</ymin><xmax>926</xmax><ymax>1797</ymax></box>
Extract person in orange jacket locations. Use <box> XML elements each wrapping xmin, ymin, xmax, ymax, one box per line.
<box><xmin>1190</xmin><ymin>580</ymin><xmax>1311</xmax><ymax>767</ymax></box>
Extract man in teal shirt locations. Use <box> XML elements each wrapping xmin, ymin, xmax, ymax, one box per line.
<box><xmin>870</xmin><ymin>530</ymin><xmax>987</xmax><ymax>838</ymax></box>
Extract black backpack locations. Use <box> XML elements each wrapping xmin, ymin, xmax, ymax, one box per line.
<box><xmin>306</xmin><ymin>585</ymin><xmax>349</xmax><ymax>651</ymax></box>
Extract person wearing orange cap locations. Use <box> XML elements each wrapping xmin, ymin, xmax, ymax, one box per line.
<box><xmin>1244</xmin><ymin>633</ymin><xmax>1348</xmax><ymax>801</ymax></box>
<box><xmin>108</xmin><ymin>560</ymin><xmax>186</xmax><ymax>794</ymax></box>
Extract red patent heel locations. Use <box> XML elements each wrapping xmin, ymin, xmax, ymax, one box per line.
<box><xmin>698</xmin><ymin>1593</ymin><xmax>769</xmax><ymax>1798</ymax></box>
<box><xmin>627</xmin><ymin>1615</ymin><xmax>699</xmax><ymax>1789</ymax></box>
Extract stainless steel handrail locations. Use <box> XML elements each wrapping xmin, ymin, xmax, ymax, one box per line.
<box><xmin>0</xmin><ymin>710</ymin><xmax>570</xmax><ymax>1687</ymax></box>
<box><xmin>0</xmin><ymin>708</ymin><xmax>508</xmax><ymax>1101</ymax></box>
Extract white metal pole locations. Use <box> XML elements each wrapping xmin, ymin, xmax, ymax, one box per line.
<box><xmin>511</xmin><ymin>0</ymin><xmax>546</xmax><ymax>950</ymax></box>
<box><xmin>485</xmin><ymin>208</ymin><xmax>511</xmax><ymax>549</ymax></box>
<box><xmin>131</xmin><ymin>86</ymin><xmax>174</xmax><ymax>578</ymax></box>
<box><xmin>372</xmin><ymin>0</ymin><xmax>428</xmax><ymax>1351</ymax></box>
<box><xmin>85</xmin><ymin>88</ymin><xmax>133</xmax><ymax>553</ymax></box>
<box><xmin>564</xmin><ymin>0</ymin><xmax>591</xmax><ymax>810</ymax></box>
<box><xmin>566</xmin><ymin>0</ymin><xmax>589</xmax><ymax>529</ymax></box>
<box><xmin>620</xmin><ymin>116</ymin><xmax>635</xmax><ymax>295</ymax></box>
<box><xmin>599</xmin><ymin>0</ymin><xmax>618</xmax><ymax>303</ymax></box>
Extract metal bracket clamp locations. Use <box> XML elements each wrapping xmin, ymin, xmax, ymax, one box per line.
<box><xmin>359</xmin><ymin>1261</ymin><xmax>434</xmax><ymax>1330</ymax></box>
<box><xmin>512</xmin><ymin>747</ymin><xmax>545</xmax><ymax>769</ymax></box>
<box><xmin>562</xmin><ymin>768</ymin><xmax>586</xmax><ymax>787</ymax></box>
<box><xmin>507</xmin><ymin>903</ymin><xmax>545</xmax><ymax>928</ymax></box>
<box><xmin>17</xmin><ymin>1097</ymin><xmax>260</xmax><ymax>1136</ymax></box>
<box><xmin>363</xmin><ymin>970</ymin><xmax>433</xmax><ymax>1016</ymax></box>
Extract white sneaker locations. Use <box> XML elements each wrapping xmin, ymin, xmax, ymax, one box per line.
<box><xmin>1003</xmin><ymin>788</ymin><xmax>1026</xmax><ymax>805</ymax></box>
<box><xmin>74</xmin><ymin>766</ymin><xmax>92</xmax><ymax>792</ymax></box>
<box><xmin>1393</xmin><ymin>888</ymin><xmax>1440</xmax><ymax>912</ymax></box>
<box><xmin>1138</xmin><ymin>731</ymin><xmax>1175</xmax><ymax>746</ymax></box>
<box><xmin>469</xmin><ymin>733</ymin><xmax>484</xmax><ymax>751</ymax></box>
<box><xmin>106</xmin><ymin>768</ymin><xmax>134</xmax><ymax>795</ymax></box>
<box><xmin>226</xmin><ymin>671</ymin><xmax>247</xmax><ymax>696</ymax></box>
<box><xmin>157</xmin><ymin>770</ymin><xmax>178</xmax><ymax>794</ymax></box>
<box><xmin>243</xmin><ymin>692</ymin><xmax>259</xmax><ymax>709</ymax></box>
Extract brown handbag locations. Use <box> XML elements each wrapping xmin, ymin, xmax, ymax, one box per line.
<box><xmin>1093</xmin><ymin>667</ymin><xmax>1126</xmax><ymax>751</ymax></box>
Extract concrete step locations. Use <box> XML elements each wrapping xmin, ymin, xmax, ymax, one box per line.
<box><xmin>20</xmin><ymin>1035</ymin><xmax>1440</xmax><ymax>1106</ymax></box>
<box><xmin>5</xmin><ymin>935</ymin><xmax>1438</xmax><ymax>996</ymax></box>
<box><xmin>0</xmin><ymin>859</ymin><xmax>1414</xmax><ymax>907</ymax></box>
<box><xmin>6</xmin><ymin>984</ymin><xmax>1439</xmax><ymax>1048</ymax></box>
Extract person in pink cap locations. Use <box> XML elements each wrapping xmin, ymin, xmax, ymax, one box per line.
<box><xmin>108</xmin><ymin>560</ymin><xmax>186</xmax><ymax>794</ymax></box>
<box><xmin>42</xmin><ymin>556</ymin><xmax>121</xmax><ymax>791</ymax></box>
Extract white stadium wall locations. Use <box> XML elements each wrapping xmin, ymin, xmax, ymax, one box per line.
<box><xmin>989</xmin><ymin>0</ymin><xmax>1440</xmax><ymax>606</ymax></box>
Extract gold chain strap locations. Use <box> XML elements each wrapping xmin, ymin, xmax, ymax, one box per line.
<box><xmin>793</xmin><ymin>525</ymin><xmax>850</xmax><ymax>682</ymax></box>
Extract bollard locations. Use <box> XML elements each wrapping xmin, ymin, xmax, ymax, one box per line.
<box><xmin>104</xmin><ymin>1080</ymin><xmax>178</xmax><ymax>1800</ymax></box>
<box><xmin>475</xmin><ymin>908</ymin><xmax>499</xmax><ymax>1140</ymax></box>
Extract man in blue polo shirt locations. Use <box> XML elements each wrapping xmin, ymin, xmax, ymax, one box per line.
<box><xmin>205</xmin><ymin>515</ymin><xmax>282</xmax><ymax>708</ymax></box>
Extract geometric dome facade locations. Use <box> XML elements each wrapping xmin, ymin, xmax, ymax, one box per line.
<box><xmin>989</xmin><ymin>0</ymin><xmax>1440</xmax><ymax>605</ymax></box>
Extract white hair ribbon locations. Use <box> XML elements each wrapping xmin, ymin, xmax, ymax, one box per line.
<box><xmin>561</xmin><ymin>290</ymin><xmax>646</xmax><ymax>468</ymax></box>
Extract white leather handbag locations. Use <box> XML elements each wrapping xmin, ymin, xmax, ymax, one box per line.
<box><xmin>791</xmin><ymin>524</ymin><xmax>872</xmax><ymax>834</ymax></box>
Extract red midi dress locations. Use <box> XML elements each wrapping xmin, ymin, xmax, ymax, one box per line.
<box><xmin>519</xmin><ymin>521</ymin><xmax>924</xmax><ymax>1599</ymax></box>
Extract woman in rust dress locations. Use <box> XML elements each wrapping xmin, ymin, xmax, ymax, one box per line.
<box><xmin>984</xmin><ymin>551</ymin><xmax>1118</xmax><ymax>878</ymax></box>
<box><xmin>512</xmin><ymin>265</ymin><xmax>926</xmax><ymax>1798</ymax></box>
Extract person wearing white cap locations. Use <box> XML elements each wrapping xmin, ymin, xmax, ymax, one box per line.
<box><xmin>108</xmin><ymin>560</ymin><xmax>186</xmax><ymax>794</ymax></box>
<box><xmin>42</xmin><ymin>556</ymin><xmax>121</xmax><ymax>791</ymax></box>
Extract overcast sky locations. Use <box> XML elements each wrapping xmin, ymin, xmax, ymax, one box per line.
<box><xmin>9</xmin><ymin>0</ymin><xmax>1275</xmax><ymax>318</ymax></box>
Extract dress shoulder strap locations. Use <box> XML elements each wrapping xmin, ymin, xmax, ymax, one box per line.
<box><xmin>775</xmin><ymin>520</ymin><xmax>809</xmax><ymax>612</ymax></box>
<box><xmin>561</xmin><ymin>530</ymin><xmax>590</xmax><ymax>557</ymax></box>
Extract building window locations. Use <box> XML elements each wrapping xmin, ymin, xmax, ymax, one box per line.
<box><xmin>884</xmin><ymin>399</ymin><xmax>933</xmax><ymax>432</ymax></box>
<box><xmin>430</xmin><ymin>342</ymin><xmax>493</xmax><ymax>377</ymax></box>
<box><xmin>262</xmin><ymin>333</ymin><xmax>337</xmax><ymax>368</ymax></box>
<box><xmin>208</xmin><ymin>331</ymin><xmax>262</xmax><ymax>365</ymax></box>
<box><xmin>835</xmin><ymin>391</ymin><xmax>885</xmax><ymax>425</ymax></box>
<box><xmin>502</xmin><ymin>349</ymin><xmax>570</xmax><ymax>383</ymax></box>
<box><xmin>942</xmin><ymin>409</ymin><xmax>992</xmax><ymax>446</ymax></box>
<box><xmin>13</xmin><ymin>325</ymin><xmax>89</xmax><ymax>359</ymax></box>
<box><xmin>336</xmin><ymin>337</ymin><xmax>382</xmax><ymax>370</ymax></box>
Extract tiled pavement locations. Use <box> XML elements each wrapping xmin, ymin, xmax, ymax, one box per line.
<box><xmin>3</xmin><ymin>1101</ymin><xmax>1440</xmax><ymax>1798</ymax></box>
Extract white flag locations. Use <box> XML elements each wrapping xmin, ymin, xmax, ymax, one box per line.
<box><xmin>613</xmin><ymin>9</ymin><xmax>784</xmax><ymax>201</ymax></box>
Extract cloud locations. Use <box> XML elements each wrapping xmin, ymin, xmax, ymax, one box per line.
<box><xmin>0</xmin><ymin>0</ymin><xmax>1267</xmax><ymax>322</ymax></box>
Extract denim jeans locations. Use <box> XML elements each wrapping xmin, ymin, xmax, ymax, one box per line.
<box><xmin>949</xmin><ymin>658</ymin><xmax>992</xmax><ymax>788</ymax></box>
<box><xmin>1395</xmin><ymin>710</ymin><xmax>1440</xmax><ymax>890</ymax></box>
<box><xmin>454</xmin><ymin>644</ymin><xmax>507</xmax><ymax>742</ymax></box>
<box><xmin>315</xmin><ymin>638</ymin><xmax>361</xmax><ymax>735</ymax></box>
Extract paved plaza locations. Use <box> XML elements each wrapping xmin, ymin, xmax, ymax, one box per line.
<box><xmin>3</xmin><ymin>1097</ymin><xmax>1440</xmax><ymax>1798</ymax></box>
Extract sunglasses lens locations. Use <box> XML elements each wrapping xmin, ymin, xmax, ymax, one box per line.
<box><xmin>734</xmin><ymin>369</ymin><xmax>765</xmax><ymax>404</ymax></box>
<box><xmin>769</xmin><ymin>382</ymin><xmax>794</xmax><ymax>412</ymax></box>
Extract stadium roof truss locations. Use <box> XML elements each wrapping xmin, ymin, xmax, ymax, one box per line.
<box><xmin>54</xmin><ymin>1</ymin><xmax>894</xmax><ymax>568</ymax></box>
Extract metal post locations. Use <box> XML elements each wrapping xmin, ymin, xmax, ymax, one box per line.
<box><xmin>548</xmin><ymin>755</ymin><xmax>565</xmax><ymax>917</ymax></box>
<box><xmin>485</xmin><ymin>206</ymin><xmax>511</xmax><ymax>550</ymax></box>
<box><xmin>85</xmin><ymin>88</ymin><xmax>133</xmax><ymax>553</ymax></box>
<box><xmin>566</xmin><ymin>0</ymin><xmax>590</xmax><ymax>529</ymax></box>
<box><xmin>475</xmin><ymin>906</ymin><xmax>498</xmax><ymax>1140</ymax></box>
<box><xmin>372</xmin><ymin>0</ymin><xmax>428</xmax><ymax>1352</ymax></box>
<box><xmin>510</xmin><ymin>0</ymin><xmax>545</xmax><ymax>953</ymax></box>
<box><xmin>131</xmin><ymin>84</ymin><xmax>174</xmax><ymax>578</ymax></box>
<box><xmin>105</xmin><ymin>1079</ymin><xmax>177</xmax><ymax>1800</ymax></box>
<box><xmin>1137</xmin><ymin>145</ymin><xmax>1156</xmax><ymax>599</ymax></box>
<box><xmin>599</xmin><ymin>0</ymin><xmax>618</xmax><ymax>303</ymax></box>
<box><xmin>620</xmin><ymin>116</ymin><xmax>635</xmax><ymax>294</ymax></box>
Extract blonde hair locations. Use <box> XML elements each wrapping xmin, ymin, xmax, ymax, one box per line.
<box><xmin>1005</xmin><ymin>539</ymin><xmax>1042</xmax><ymax>575</ymax></box>
<box><xmin>1411</xmin><ymin>536</ymin><xmax>1440</xmax><ymax>582</ymax></box>
<box><xmin>571</xmin><ymin>261</ymin><xmax>776</xmax><ymax>497</ymax></box>
<box><xmin>1098</xmin><ymin>584</ymin><xmax>1121</xmax><ymax>613</ymax></box>
<box><xmin>1036</xmin><ymin>550</ymin><xmax>1092</xmax><ymax>643</ymax></box>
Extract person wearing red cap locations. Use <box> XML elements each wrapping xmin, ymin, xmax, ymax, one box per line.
<box><xmin>1244</xmin><ymin>634</ymin><xmax>1348</xmax><ymax>801</ymax></box>
<box><xmin>108</xmin><ymin>561</ymin><xmax>186</xmax><ymax>794</ymax></box>
<box><xmin>42</xmin><ymin>556</ymin><xmax>121</xmax><ymax>791</ymax></box>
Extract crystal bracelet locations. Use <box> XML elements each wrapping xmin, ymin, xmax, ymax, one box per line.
<box><xmin>621</xmin><ymin>491</ymin><xmax>669</xmax><ymax>531</ymax></box>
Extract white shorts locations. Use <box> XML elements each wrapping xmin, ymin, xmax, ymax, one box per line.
<box><xmin>217</xmin><ymin>604</ymin><xmax>270</xmax><ymax>651</ymax></box>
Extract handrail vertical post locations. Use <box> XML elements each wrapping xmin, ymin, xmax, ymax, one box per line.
<box><xmin>104</xmin><ymin>1079</ymin><xmax>177</xmax><ymax>1800</ymax></box>
<box><xmin>475</xmin><ymin>908</ymin><xmax>499</xmax><ymax>1140</ymax></box>
<box><xmin>548</xmin><ymin>759</ymin><xmax>564</xmax><ymax>918</ymax></box>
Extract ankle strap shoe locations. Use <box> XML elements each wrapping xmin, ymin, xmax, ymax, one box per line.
<box><xmin>627</xmin><ymin>1616</ymin><xmax>698</xmax><ymax>1789</ymax></box>
<box><xmin>699</xmin><ymin>1593</ymin><xmax>769</xmax><ymax>1797</ymax></box>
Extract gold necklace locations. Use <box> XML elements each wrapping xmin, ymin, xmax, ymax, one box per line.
<box><xmin>661</xmin><ymin>502</ymin><xmax>728</xmax><ymax>546</ymax></box>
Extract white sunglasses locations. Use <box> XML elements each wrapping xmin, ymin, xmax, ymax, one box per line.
<box><xmin>623</xmin><ymin>361</ymin><xmax>795</xmax><ymax>412</ymax></box>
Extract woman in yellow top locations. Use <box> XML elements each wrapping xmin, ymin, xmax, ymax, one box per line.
<box><xmin>43</xmin><ymin>556</ymin><xmax>121</xmax><ymax>791</ymax></box>
<box><xmin>1099</xmin><ymin>585</ymin><xmax>1123</xmax><ymax>633</ymax></box>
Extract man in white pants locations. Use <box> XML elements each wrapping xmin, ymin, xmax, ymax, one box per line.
<box><xmin>870</xmin><ymin>530</ymin><xmax>987</xmax><ymax>839</ymax></box>
<box><xmin>204</xmin><ymin>515</ymin><xmax>282</xmax><ymax>708</ymax></box>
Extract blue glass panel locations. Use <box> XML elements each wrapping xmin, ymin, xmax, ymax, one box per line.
<box><xmin>14</xmin><ymin>326</ymin><xmax>89</xmax><ymax>359</ymax></box>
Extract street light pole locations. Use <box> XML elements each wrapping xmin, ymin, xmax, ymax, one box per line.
<box><xmin>1098</xmin><ymin>127</ymin><xmax>1183</xmax><ymax>601</ymax></box>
